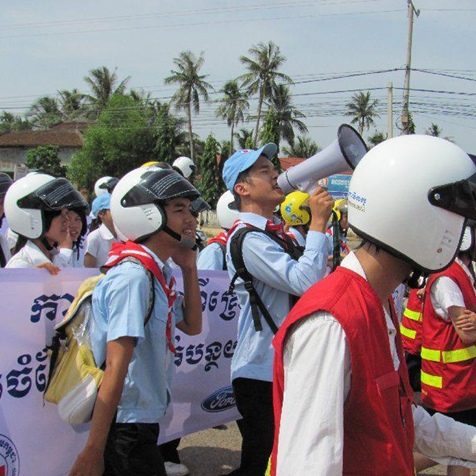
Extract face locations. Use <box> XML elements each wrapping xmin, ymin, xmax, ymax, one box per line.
<box><xmin>99</xmin><ymin>209</ymin><xmax>114</xmax><ymax>231</ymax></box>
<box><xmin>68</xmin><ymin>210</ymin><xmax>83</xmax><ymax>241</ymax></box>
<box><xmin>45</xmin><ymin>208</ymin><xmax>69</xmax><ymax>244</ymax></box>
<box><xmin>235</xmin><ymin>155</ymin><xmax>284</xmax><ymax>208</ymax></box>
<box><xmin>163</xmin><ymin>198</ymin><xmax>197</xmax><ymax>243</ymax></box>
<box><xmin>340</xmin><ymin>212</ymin><xmax>348</xmax><ymax>231</ymax></box>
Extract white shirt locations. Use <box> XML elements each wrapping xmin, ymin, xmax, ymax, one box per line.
<box><xmin>85</xmin><ymin>224</ymin><xmax>119</xmax><ymax>268</ymax></box>
<box><xmin>277</xmin><ymin>252</ymin><xmax>476</xmax><ymax>475</ymax></box>
<box><xmin>0</xmin><ymin>232</ymin><xmax>11</xmax><ymax>266</ymax></box>
<box><xmin>6</xmin><ymin>240</ymin><xmax>52</xmax><ymax>268</ymax></box>
<box><xmin>430</xmin><ymin>257</ymin><xmax>475</xmax><ymax>320</ymax></box>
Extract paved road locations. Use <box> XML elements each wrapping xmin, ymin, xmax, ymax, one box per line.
<box><xmin>176</xmin><ymin>422</ymin><xmax>475</xmax><ymax>476</ymax></box>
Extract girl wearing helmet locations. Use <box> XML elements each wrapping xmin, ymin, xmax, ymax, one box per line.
<box><xmin>0</xmin><ymin>172</ymin><xmax>13</xmax><ymax>267</ymax></box>
<box><xmin>280</xmin><ymin>191</ymin><xmax>311</xmax><ymax>248</ymax></box>
<box><xmin>84</xmin><ymin>194</ymin><xmax>119</xmax><ymax>268</ymax></box>
<box><xmin>5</xmin><ymin>173</ymin><xmax>88</xmax><ymax>273</ymax></box>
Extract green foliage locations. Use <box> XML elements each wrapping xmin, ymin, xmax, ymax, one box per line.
<box><xmin>154</xmin><ymin>102</ymin><xmax>188</xmax><ymax>162</ymax></box>
<box><xmin>345</xmin><ymin>91</ymin><xmax>380</xmax><ymax>135</ymax></box>
<box><xmin>367</xmin><ymin>130</ymin><xmax>386</xmax><ymax>147</ymax></box>
<box><xmin>0</xmin><ymin>112</ymin><xmax>32</xmax><ymax>134</ymax></box>
<box><xmin>234</xmin><ymin>128</ymin><xmax>254</xmax><ymax>149</ymax></box>
<box><xmin>28</xmin><ymin>96</ymin><xmax>62</xmax><ymax>129</ymax></box>
<box><xmin>282</xmin><ymin>135</ymin><xmax>320</xmax><ymax>158</ymax></box>
<box><xmin>259</xmin><ymin>109</ymin><xmax>280</xmax><ymax>168</ymax></box>
<box><xmin>68</xmin><ymin>94</ymin><xmax>155</xmax><ymax>191</ymax></box>
<box><xmin>196</xmin><ymin>134</ymin><xmax>225</xmax><ymax>207</ymax></box>
<box><xmin>25</xmin><ymin>146</ymin><xmax>66</xmax><ymax>177</ymax></box>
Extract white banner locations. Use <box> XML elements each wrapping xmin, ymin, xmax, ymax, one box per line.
<box><xmin>0</xmin><ymin>268</ymin><xmax>240</xmax><ymax>476</ymax></box>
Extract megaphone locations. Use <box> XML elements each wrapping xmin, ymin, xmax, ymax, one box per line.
<box><xmin>277</xmin><ymin>124</ymin><xmax>368</xmax><ymax>195</ymax></box>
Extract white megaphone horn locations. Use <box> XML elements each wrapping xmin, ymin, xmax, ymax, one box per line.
<box><xmin>277</xmin><ymin>124</ymin><xmax>368</xmax><ymax>195</ymax></box>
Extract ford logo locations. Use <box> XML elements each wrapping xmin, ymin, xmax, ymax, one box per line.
<box><xmin>201</xmin><ymin>386</ymin><xmax>236</xmax><ymax>413</ymax></box>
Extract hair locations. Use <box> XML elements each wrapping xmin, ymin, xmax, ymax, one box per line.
<box><xmin>232</xmin><ymin>169</ymin><xmax>252</xmax><ymax>211</ymax></box>
<box><xmin>13</xmin><ymin>234</ymin><xmax>28</xmax><ymax>255</ymax></box>
<box><xmin>89</xmin><ymin>217</ymin><xmax>101</xmax><ymax>233</ymax></box>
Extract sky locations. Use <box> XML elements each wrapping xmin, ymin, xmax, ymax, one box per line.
<box><xmin>1</xmin><ymin>0</ymin><xmax>475</xmax><ymax>153</ymax></box>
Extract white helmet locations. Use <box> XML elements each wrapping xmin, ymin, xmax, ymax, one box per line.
<box><xmin>460</xmin><ymin>221</ymin><xmax>476</xmax><ymax>255</ymax></box>
<box><xmin>110</xmin><ymin>167</ymin><xmax>200</xmax><ymax>245</ymax></box>
<box><xmin>216</xmin><ymin>191</ymin><xmax>239</xmax><ymax>230</ymax></box>
<box><xmin>94</xmin><ymin>176</ymin><xmax>119</xmax><ymax>197</ymax></box>
<box><xmin>4</xmin><ymin>173</ymin><xmax>87</xmax><ymax>239</ymax></box>
<box><xmin>348</xmin><ymin>135</ymin><xmax>476</xmax><ymax>273</ymax></box>
<box><xmin>173</xmin><ymin>156</ymin><xmax>196</xmax><ymax>179</ymax></box>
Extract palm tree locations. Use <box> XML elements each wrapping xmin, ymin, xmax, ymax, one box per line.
<box><xmin>239</xmin><ymin>41</ymin><xmax>292</xmax><ymax>146</ymax></box>
<box><xmin>282</xmin><ymin>135</ymin><xmax>320</xmax><ymax>158</ymax></box>
<box><xmin>58</xmin><ymin>89</ymin><xmax>86</xmax><ymax>119</ymax></box>
<box><xmin>164</xmin><ymin>51</ymin><xmax>214</xmax><ymax>160</ymax></box>
<box><xmin>234</xmin><ymin>128</ymin><xmax>254</xmax><ymax>149</ymax></box>
<box><xmin>84</xmin><ymin>66</ymin><xmax>130</xmax><ymax>117</ymax></box>
<box><xmin>426</xmin><ymin>123</ymin><xmax>442</xmax><ymax>137</ymax></box>
<box><xmin>367</xmin><ymin>130</ymin><xmax>386</xmax><ymax>147</ymax></box>
<box><xmin>28</xmin><ymin>96</ymin><xmax>62</xmax><ymax>129</ymax></box>
<box><xmin>216</xmin><ymin>80</ymin><xmax>249</xmax><ymax>152</ymax></box>
<box><xmin>268</xmin><ymin>84</ymin><xmax>307</xmax><ymax>146</ymax></box>
<box><xmin>345</xmin><ymin>91</ymin><xmax>380</xmax><ymax>135</ymax></box>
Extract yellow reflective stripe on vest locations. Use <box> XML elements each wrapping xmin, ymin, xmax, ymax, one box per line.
<box><xmin>442</xmin><ymin>346</ymin><xmax>476</xmax><ymax>363</ymax></box>
<box><xmin>421</xmin><ymin>371</ymin><xmax>442</xmax><ymax>388</ymax></box>
<box><xmin>403</xmin><ymin>308</ymin><xmax>422</xmax><ymax>322</ymax></box>
<box><xmin>421</xmin><ymin>347</ymin><xmax>441</xmax><ymax>362</ymax></box>
<box><xmin>400</xmin><ymin>324</ymin><xmax>416</xmax><ymax>339</ymax></box>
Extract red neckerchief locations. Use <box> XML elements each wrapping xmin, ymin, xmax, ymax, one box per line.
<box><xmin>207</xmin><ymin>231</ymin><xmax>228</xmax><ymax>247</ymax></box>
<box><xmin>104</xmin><ymin>241</ymin><xmax>177</xmax><ymax>354</ymax></box>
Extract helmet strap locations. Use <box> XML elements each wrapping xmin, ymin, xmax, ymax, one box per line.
<box><xmin>41</xmin><ymin>237</ymin><xmax>55</xmax><ymax>252</ymax></box>
<box><xmin>163</xmin><ymin>225</ymin><xmax>197</xmax><ymax>251</ymax></box>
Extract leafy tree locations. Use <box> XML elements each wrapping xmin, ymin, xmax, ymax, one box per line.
<box><xmin>239</xmin><ymin>41</ymin><xmax>292</xmax><ymax>146</ymax></box>
<box><xmin>215</xmin><ymin>80</ymin><xmax>249</xmax><ymax>153</ymax></box>
<box><xmin>0</xmin><ymin>112</ymin><xmax>32</xmax><ymax>134</ymax></box>
<box><xmin>83</xmin><ymin>66</ymin><xmax>131</xmax><ymax>118</ymax></box>
<box><xmin>407</xmin><ymin>112</ymin><xmax>416</xmax><ymax>135</ymax></box>
<box><xmin>58</xmin><ymin>89</ymin><xmax>86</xmax><ymax>119</ymax></box>
<box><xmin>282</xmin><ymin>135</ymin><xmax>320</xmax><ymax>158</ymax></box>
<box><xmin>68</xmin><ymin>95</ymin><xmax>155</xmax><ymax>191</ymax></box>
<box><xmin>426</xmin><ymin>123</ymin><xmax>442</xmax><ymax>137</ymax></box>
<box><xmin>234</xmin><ymin>128</ymin><xmax>254</xmax><ymax>149</ymax></box>
<box><xmin>25</xmin><ymin>146</ymin><xmax>66</xmax><ymax>177</ymax></box>
<box><xmin>367</xmin><ymin>130</ymin><xmax>386</xmax><ymax>147</ymax></box>
<box><xmin>268</xmin><ymin>84</ymin><xmax>307</xmax><ymax>146</ymax></box>
<box><xmin>259</xmin><ymin>109</ymin><xmax>280</xmax><ymax>168</ymax></box>
<box><xmin>164</xmin><ymin>51</ymin><xmax>214</xmax><ymax>161</ymax></box>
<box><xmin>219</xmin><ymin>140</ymin><xmax>231</xmax><ymax>161</ymax></box>
<box><xmin>345</xmin><ymin>91</ymin><xmax>380</xmax><ymax>135</ymax></box>
<box><xmin>196</xmin><ymin>134</ymin><xmax>225</xmax><ymax>207</ymax></box>
<box><xmin>28</xmin><ymin>96</ymin><xmax>62</xmax><ymax>129</ymax></box>
<box><xmin>154</xmin><ymin>102</ymin><xmax>188</xmax><ymax>162</ymax></box>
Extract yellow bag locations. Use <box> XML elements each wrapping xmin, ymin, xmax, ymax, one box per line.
<box><xmin>45</xmin><ymin>275</ymin><xmax>105</xmax><ymax>426</ymax></box>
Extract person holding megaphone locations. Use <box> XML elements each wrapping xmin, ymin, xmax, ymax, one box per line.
<box><xmin>221</xmin><ymin>143</ymin><xmax>334</xmax><ymax>476</ymax></box>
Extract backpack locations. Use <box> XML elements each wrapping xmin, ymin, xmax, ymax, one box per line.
<box><xmin>229</xmin><ymin>225</ymin><xmax>303</xmax><ymax>334</ymax></box>
<box><xmin>44</xmin><ymin>257</ymin><xmax>155</xmax><ymax>426</ymax></box>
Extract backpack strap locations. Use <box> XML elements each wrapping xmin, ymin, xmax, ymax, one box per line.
<box><xmin>229</xmin><ymin>225</ymin><xmax>303</xmax><ymax>334</ymax></box>
<box><xmin>215</xmin><ymin>241</ymin><xmax>228</xmax><ymax>271</ymax></box>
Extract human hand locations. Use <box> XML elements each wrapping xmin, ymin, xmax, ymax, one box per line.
<box><xmin>59</xmin><ymin>226</ymin><xmax>73</xmax><ymax>250</ymax></box>
<box><xmin>416</xmin><ymin>287</ymin><xmax>426</xmax><ymax>301</ymax></box>
<box><xmin>171</xmin><ymin>247</ymin><xmax>198</xmax><ymax>271</ymax></box>
<box><xmin>308</xmin><ymin>187</ymin><xmax>334</xmax><ymax>233</ymax></box>
<box><xmin>454</xmin><ymin>310</ymin><xmax>476</xmax><ymax>331</ymax></box>
<box><xmin>69</xmin><ymin>447</ymin><xmax>104</xmax><ymax>476</ymax></box>
<box><xmin>37</xmin><ymin>262</ymin><xmax>61</xmax><ymax>275</ymax></box>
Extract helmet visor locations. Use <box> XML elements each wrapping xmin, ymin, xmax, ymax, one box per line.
<box><xmin>100</xmin><ymin>177</ymin><xmax>119</xmax><ymax>193</ymax></box>
<box><xmin>121</xmin><ymin>169</ymin><xmax>200</xmax><ymax>208</ymax></box>
<box><xmin>190</xmin><ymin>197</ymin><xmax>210</xmax><ymax>217</ymax></box>
<box><xmin>18</xmin><ymin>178</ymin><xmax>88</xmax><ymax>212</ymax></box>
<box><xmin>428</xmin><ymin>172</ymin><xmax>476</xmax><ymax>220</ymax></box>
<box><xmin>0</xmin><ymin>173</ymin><xmax>13</xmax><ymax>199</ymax></box>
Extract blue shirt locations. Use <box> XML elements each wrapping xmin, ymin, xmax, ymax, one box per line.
<box><xmin>197</xmin><ymin>242</ymin><xmax>225</xmax><ymax>270</ymax></box>
<box><xmin>90</xmin><ymin>245</ymin><xmax>184</xmax><ymax>423</ymax></box>
<box><xmin>226</xmin><ymin>212</ymin><xmax>331</xmax><ymax>382</ymax></box>
<box><xmin>288</xmin><ymin>226</ymin><xmax>306</xmax><ymax>247</ymax></box>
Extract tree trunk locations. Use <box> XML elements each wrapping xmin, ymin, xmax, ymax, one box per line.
<box><xmin>254</xmin><ymin>89</ymin><xmax>264</xmax><ymax>148</ymax></box>
<box><xmin>188</xmin><ymin>100</ymin><xmax>194</xmax><ymax>160</ymax></box>
<box><xmin>230</xmin><ymin>121</ymin><xmax>235</xmax><ymax>155</ymax></box>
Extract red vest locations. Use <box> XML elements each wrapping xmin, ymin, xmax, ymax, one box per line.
<box><xmin>271</xmin><ymin>267</ymin><xmax>415</xmax><ymax>476</ymax></box>
<box><xmin>400</xmin><ymin>289</ymin><xmax>423</xmax><ymax>355</ymax></box>
<box><xmin>421</xmin><ymin>261</ymin><xmax>476</xmax><ymax>412</ymax></box>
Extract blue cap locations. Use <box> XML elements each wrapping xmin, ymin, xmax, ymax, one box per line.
<box><xmin>222</xmin><ymin>143</ymin><xmax>278</xmax><ymax>191</ymax></box>
<box><xmin>91</xmin><ymin>193</ymin><xmax>111</xmax><ymax>218</ymax></box>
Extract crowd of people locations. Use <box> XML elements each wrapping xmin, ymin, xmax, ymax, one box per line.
<box><xmin>1</xmin><ymin>135</ymin><xmax>476</xmax><ymax>476</ymax></box>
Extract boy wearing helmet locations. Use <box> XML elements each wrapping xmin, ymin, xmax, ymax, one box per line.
<box><xmin>70</xmin><ymin>168</ymin><xmax>202</xmax><ymax>476</ymax></box>
<box><xmin>271</xmin><ymin>136</ymin><xmax>476</xmax><ymax>475</ymax></box>
<box><xmin>222</xmin><ymin>144</ymin><xmax>333</xmax><ymax>476</ymax></box>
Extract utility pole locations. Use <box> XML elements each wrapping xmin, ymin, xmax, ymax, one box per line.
<box><xmin>387</xmin><ymin>81</ymin><xmax>394</xmax><ymax>139</ymax></box>
<box><xmin>401</xmin><ymin>0</ymin><xmax>419</xmax><ymax>135</ymax></box>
